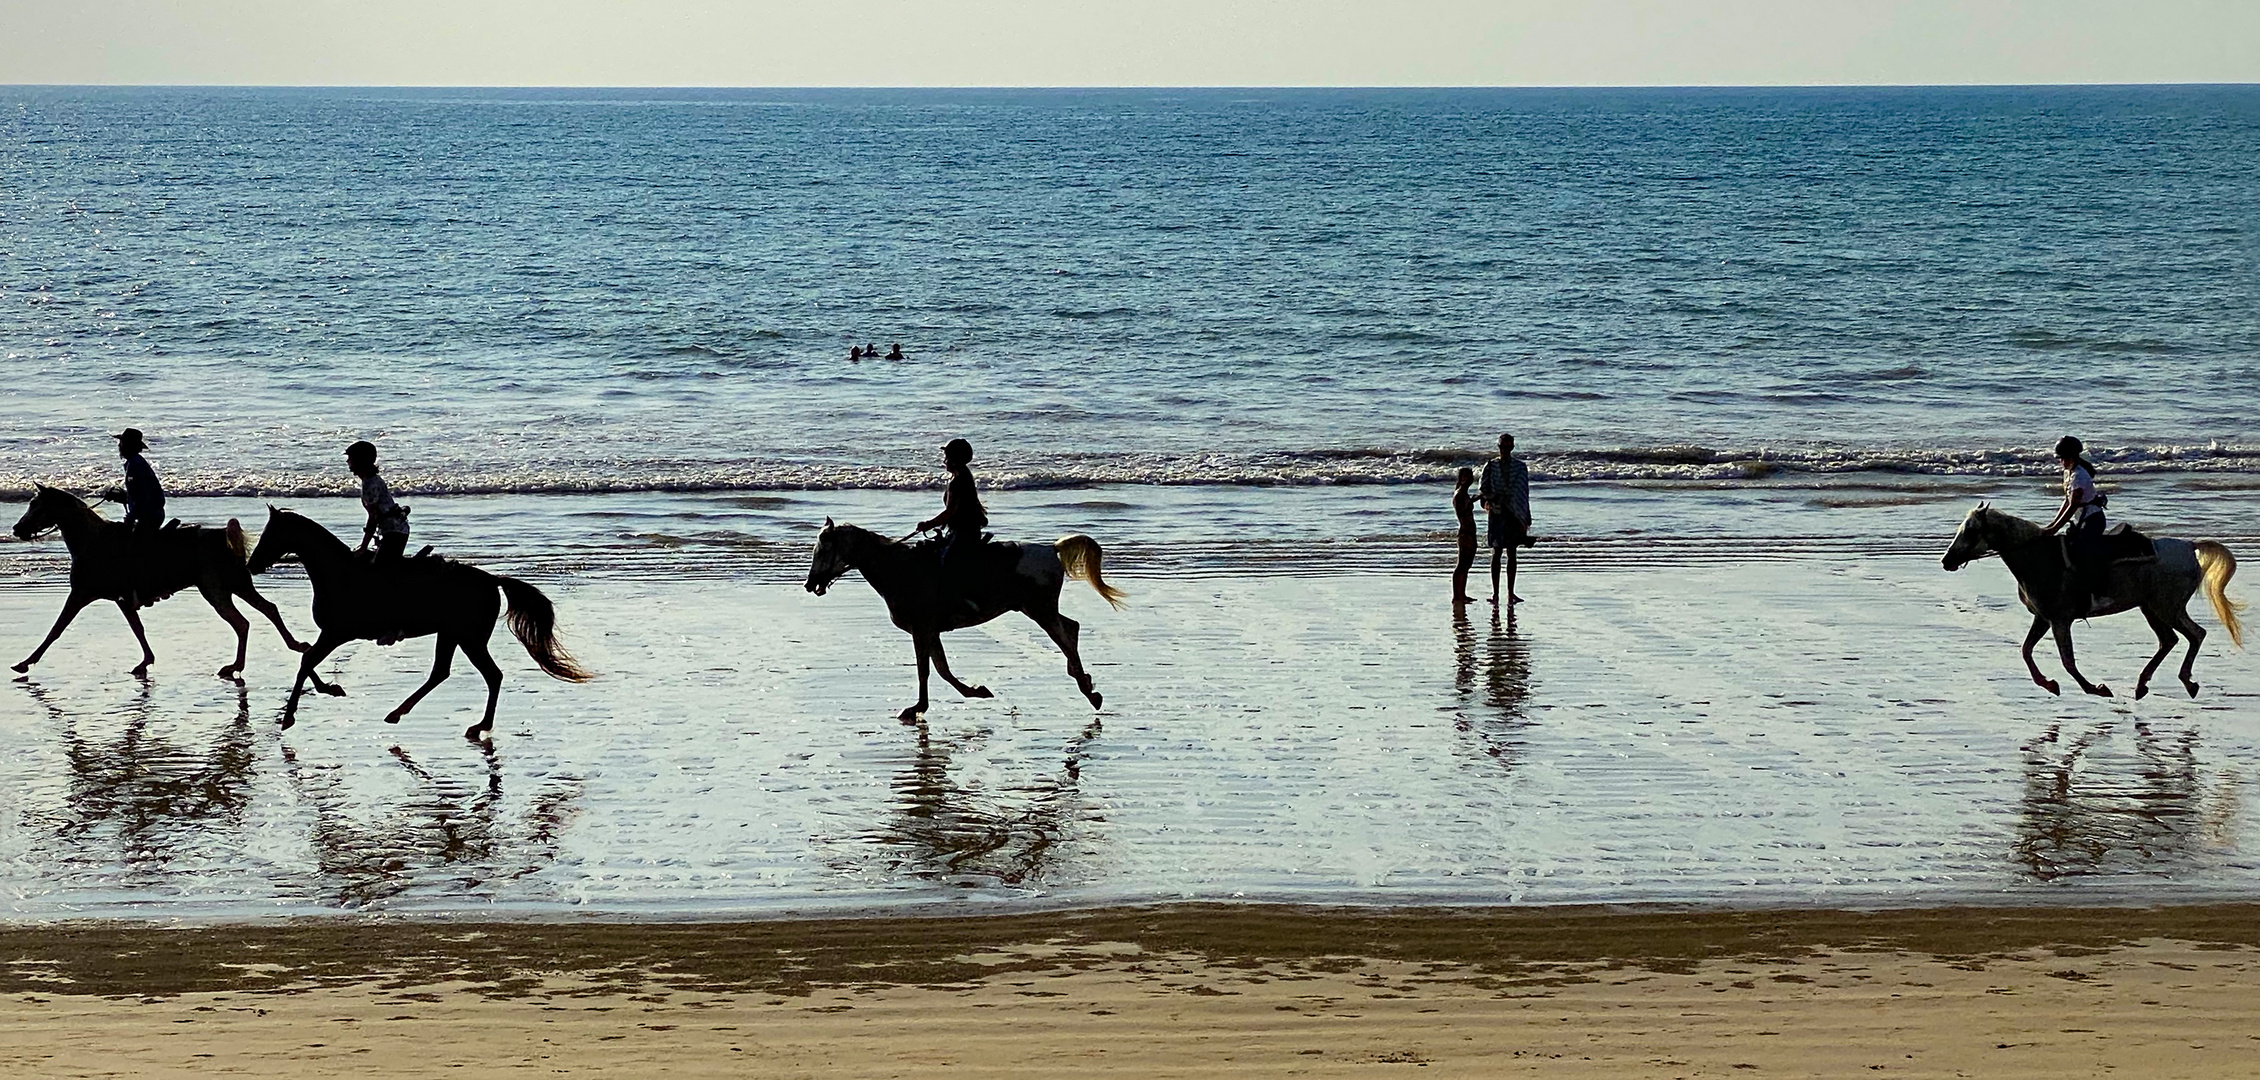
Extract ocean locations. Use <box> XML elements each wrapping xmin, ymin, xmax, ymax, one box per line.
<box><xmin>3</xmin><ymin>85</ymin><xmax>2258</xmax><ymax>917</ymax></box>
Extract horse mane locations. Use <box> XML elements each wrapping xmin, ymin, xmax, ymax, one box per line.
<box><xmin>269</xmin><ymin>508</ymin><xmax>354</xmax><ymax>559</ymax></box>
<box><xmin>1975</xmin><ymin>504</ymin><xmax>2046</xmax><ymax>548</ymax></box>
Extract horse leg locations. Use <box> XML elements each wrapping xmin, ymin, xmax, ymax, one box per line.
<box><xmin>1029</xmin><ymin>608</ymin><xmax>1101</xmax><ymax>710</ymax></box>
<box><xmin>925</xmin><ymin>634</ymin><xmax>992</xmax><ymax>700</ymax></box>
<box><xmin>2021</xmin><ymin>614</ymin><xmax>2058</xmax><ymax>695</ymax></box>
<box><xmin>2051</xmin><ymin>619</ymin><xmax>2111</xmax><ymax>698</ymax></box>
<box><xmin>282</xmin><ymin>632</ymin><xmax>348</xmax><ymax>728</ymax></box>
<box><xmin>899</xmin><ymin>634</ymin><xmax>934</xmax><ymax>722</ymax></box>
<box><xmin>13</xmin><ymin>591</ymin><xmax>94</xmax><ymax>674</ymax></box>
<box><xmin>237</xmin><ymin>581</ymin><xmax>307</xmax><ymax>653</ymax></box>
<box><xmin>457</xmin><ymin>637</ymin><xmax>506</xmax><ymax>742</ymax></box>
<box><xmin>384</xmin><ymin>636</ymin><xmax>457</xmax><ymax>727</ymax></box>
<box><xmin>117</xmin><ymin>601</ymin><xmax>157</xmax><ymax>678</ymax></box>
<box><xmin>201</xmin><ymin>584</ymin><xmax>252</xmax><ymax>681</ymax></box>
<box><xmin>2134</xmin><ymin>608</ymin><xmax>2178</xmax><ymax>700</ymax></box>
<box><xmin>2171</xmin><ymin>607</ymin><xmax>2207</xmax><ymax>698</ymax></box>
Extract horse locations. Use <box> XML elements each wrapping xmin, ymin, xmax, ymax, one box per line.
<box><xmin>11</xmin><ymin>484</ymin><xmax>307</xmax><ymax>679</ymax></box>
<box><xmin>1942</xmin><ymin>504</ymin><xmax>2243</xmax><ymax>699</ymax></box>
<box><xmin>804</xmin><ymin>520</ymin><xmax>1125</xmax><ymax>721</ymax></box>
<box><xmin>245</xmin><ymin>508</ymin><xmax>590</xmax><ymax>740</ymax></box>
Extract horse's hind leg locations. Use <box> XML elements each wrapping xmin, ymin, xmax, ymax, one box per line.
<box><xmin>1030</xmin><ymin>609</ymin><xmax>1101</xmax><ymax>710</ymax></box>
<box><xmin>2172</xmin><ymin>607</ymin><xmax>2207</xmax><ymax>698</ymax></box>
<box><xmin>14</xmin><ymin>591</ymin><xmax>94</xmax><ymax>674</ymax></box>
<box><xmin>385</xmin><ymin>636</ymin><xmax>457</xmax><ymax>727</ymax></box>
<box><xmin>458</xmin><ymin>637</ymin><xmax>507</xmax><ymax>742</ymax></box>
<box><xmin>2050</xmin><ymin>619</ymin><xmax>2111</xmax><ymax>698</ymax></box>
<box><xmin>2020</xmin><ymin>614</ymin><xmax>2058</xmax><ymax>695</ymax></box>
<box><xmin>201</xmin><ymin>584</ymin><xmax>251</xmax><ymax>681</ymax></box>
<box><xmin>234</xmin><ymin>579</ymin><xmax>307</xmax><ymax>653</ymax></box>
<box><xmin>925</xmin><ymin>634</ymin><xmax>992</xmax><ymax>700</ymax></box>
<box><xmin>117</xmin><ymin>601</ymin><xmax>157</xmax><ymax>678</ymax></box>
<box><xmin>2134</xmin><ymin>608</ymin><xmax>2181</xmax><ymax>700</ymax></box>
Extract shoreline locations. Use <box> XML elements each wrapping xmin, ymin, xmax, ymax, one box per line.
<box><xmin>9</xmin><ymin>903</ymin><xmax>2260</xmax><ymax>1077</ymax></box>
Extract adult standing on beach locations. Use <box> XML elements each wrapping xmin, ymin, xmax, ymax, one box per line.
<box><xmin>115</xmin><ymin>428</ymin><xmax>164</xmax><ymax>536</ymax></box>
<box><xmin>1480</xmin><ymin>433</ymin><xmax>1531</xmax><ymax>606</ymax></box>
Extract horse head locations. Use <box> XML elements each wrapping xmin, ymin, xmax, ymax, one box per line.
<box><xmin>246</xmin><ymin>506</ymin><xmax>301</xmax><ymax>574</ymax></box>
<box><xmin>13</xmin><ymin>484</ymin><xmax>77</xmax><ymax>541</ymax></box>
<box><xmin>806</xmin><ymin>517</ymin><xmax>854</xmax><ymax>596</ymax></box>
<box><xmin>1941</xmin><ymin>502</ymin><xmax>1995</xmax><ymax>571</ymax></box>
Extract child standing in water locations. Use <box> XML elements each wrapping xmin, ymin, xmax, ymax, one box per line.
<box><xmin>1452</xmin><ymin>467</ymin><xmax>1478</xmax><ymax>604</ymax></box>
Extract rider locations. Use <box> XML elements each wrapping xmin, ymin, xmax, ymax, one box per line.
<box><xmin>915</xmin><ymin>438</ymin><xmax>988</xmax><ymax>606</ymax></box>
<box><xmin>116</xmin><ymin>428</ymin><xmax>165</xmax><ymax>537</ymax></box>
<box><xmin>2042</xmin><ymin>435</ymin><xmax>2110</xmax><ymax>613</ymax></box>
<box><xmin>347</xmin><ymin>440</ymin><xmax>412</xmax><ymax>563</ymax></box>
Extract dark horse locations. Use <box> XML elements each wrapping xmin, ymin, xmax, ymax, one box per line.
<box><xmin>12</xmin><ymin>484</ymin><xmax>306</xmax><ymax>679</ymax></box>
<box><xmin>1943</xmin><ymin>504</ymin><xmax>2244</xmax><ymax>699</ymax></box>
<box><xmin>804</xmin><ymin>521</ymin><xmax>1125</xmax><ymax>721</ymax></box>
<box><xmin>246</xmin><ymin>508</ymin><xmax>590</xmax><ymax>740</ymax></box>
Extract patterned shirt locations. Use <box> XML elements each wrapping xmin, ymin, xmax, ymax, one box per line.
<box><xmin>1480</xmin><ymin>457</ymin><xmax>1530</xmax><ymax>525</ymax></box>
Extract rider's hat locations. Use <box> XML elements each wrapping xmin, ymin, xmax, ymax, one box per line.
<box><xmin>114</xmin><ymin>428</ymin><xmax>147</xmax><ymax>453</ymax></box>
<box><xmin>2054</xmin><ymin>435</ymin><xmax>2084</xmax><ymax>460</ymax></box>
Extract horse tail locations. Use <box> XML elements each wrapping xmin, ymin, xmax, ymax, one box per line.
<box><xmin>225</xmin><ymin>519</ymin><xmax>248</xmax><ymax>562</ymax></box>
<box><xmin>2194</xmin><ymin>541</ymin><xmax>2244</xmax><ymax>648</ymax></box>
<box><xmin>1055</xmin><ymin>534</ymin><xmax>1126</xmax><ymax>610</ymax></box>
<box><xmin>496</xmin><ymin>575</ymin><xmax>594</xmax><ymax>682</ymax></box>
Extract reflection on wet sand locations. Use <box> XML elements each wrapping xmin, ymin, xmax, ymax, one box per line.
<box><xmin>25</xmin><ymin>679</ymin><xmax>263</xmax><ymax>877</ymax></box>
<box><xmin>277</xmin><ymin>741</ymin><xmax>582</xmax><ymax>908</ymax></box>
<box><xmin>1453</xmin><ymin>606</ymin><xmax>1533</xmax><ymax>769</ymax></box>
<box><xmin>2016</xmin><ymin>720</ymin><xmax>2237</xmax><ymax>882</ymax></box>
<box><xmin>852</xmin><ymin>717</ymin><xmax>1106</xmax><ymax>889</ymax></box>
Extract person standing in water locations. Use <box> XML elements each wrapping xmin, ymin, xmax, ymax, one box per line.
<box><xmin>2042</xmin><ymin>434</ymin><xmax>2110</xmax><ymax>613</ymax></box>
<box><xmin>346</xmin><ymin>440</ymin><xmax>412</xmax><ymax>562</ymax></box>
<box><xmin>1451</xmin><ymin>466</ymin><xmax>1478</xmax><ymax>604</ymax></box>
<box><xmin>115</xmin><ymin>428</ymin><xmax>166</xmax><ymax>536</ymax></box>
<box><xmin>1480</xmin><ymin>432</ymin><xmax>1532</xmax><ymax>606</ymax></box>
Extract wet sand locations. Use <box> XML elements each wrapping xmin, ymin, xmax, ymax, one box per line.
<box><xmin>7</xmin><ymin>904</ymin><xmax>2260</xmax><ymax>1076</ymax></box>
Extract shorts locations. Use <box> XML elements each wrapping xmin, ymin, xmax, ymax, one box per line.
<box><xmin>1488</xmin><ymin>512</ymin><xmax>1530</xmax><ymax>550</ymax></box>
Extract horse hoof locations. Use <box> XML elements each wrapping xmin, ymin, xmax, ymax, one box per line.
<box><xmin>217</xmin><ymin>667</ymin><xmax>242</xmax><ymax>681</ymax></box>
<box><xmin>898</xmin><ymin>705</ymin><xmax>925</xmax><ymax>722</ymax></box>
<box><xmin>1086</xmin><ymin>690</ymin><xmax>1104</xmax><ymax>710</ymax></box>
<box><xmin>2135</xmin><ymin>683</ymin><xmax>2150</xmax><ymax>700</ymax></box>
<box><xmin>968</xmin><ymin>686</ymin><xmax>993</xmax><ymax>699</ymax></box>
<box><xmin>463</xmin><ymin>726</ymin><xmax>490</xmax><ymax>742</ymax></box>
<box><xmin>130</xmin><ymin>666</ymin><xmax>150</xmax><ymax>679</ymax></box>
<box><xmin>2091</xmin><ymin>684</ymin><xmax>2113</xmax><ymax>698</ymax></box>
<box><xmin>2186</xmin><ymin>681</ymin><xmax>2201</xmax><ymax>698</ymax></box>
<box><xmin>320</xmin><ymin>684</ymin><xmax>346</xmax><ymax>698</ymax></box>
<box><xmin>279</xmin><ymin>715</ymin><xmax>296</xmax><ymax>731</ymax></box>
<box><xmin>382</xmin><ymin>712</ymin><xmax>402</xmax><ymax>725</ymax></box>
<box><xmin>2043</xmin><ymin>681</ymin><xmax>2061</xmax><ymax>696</ymax></box>
<box><xmin>9</xmin><ymin>662</ymin><xmax>27</xmax><ymax>674</ymax></box>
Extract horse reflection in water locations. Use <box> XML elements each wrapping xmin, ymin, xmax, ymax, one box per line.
<box><xmin>847</xmin><ymin>715</ymin><xmax>1106</xmax><ymax>889</ymax></box>
<box><xmin>1453</xmin><ymin>606</ymin><xmax>1533</xmax><ymax>769</ymax></box>
<box><xmin>2015</xmin><ymin>720</ymin><xmax>2239</xmax><ymax>882</ymax></box>
<box><xmin>277</xmin><ymin>740</ymin><xmax>582</xmax><ymax>908</ymax></box>
<box><xmin>27</xmin><ymin>679</ymin><xmax>264</xmax><ymax>876</ymax></box>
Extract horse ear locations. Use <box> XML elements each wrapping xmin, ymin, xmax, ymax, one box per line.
<box><xmin>824</xmin><ymin>516</ymin><xmax>834</xmax><ymax>529</ymax></box>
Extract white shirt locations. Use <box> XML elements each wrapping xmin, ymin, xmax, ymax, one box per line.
<box><xmin>2065</xmin><ymin>465</ymin><xmax>2103</xmax><ymax>523</ymax></box>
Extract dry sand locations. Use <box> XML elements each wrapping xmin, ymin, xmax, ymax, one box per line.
<box><xmin>7</xmin><ymin>904</ymin><xmax>2260</xmax><ymax>1077</ymax></box>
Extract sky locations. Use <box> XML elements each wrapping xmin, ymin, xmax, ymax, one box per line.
<box><xmin>1</xmin><ymin>0</ymin><xmax>2255</xmax><ymax>87</ymax></box>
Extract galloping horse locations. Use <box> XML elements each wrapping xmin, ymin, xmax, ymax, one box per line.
<box><xmin>247</xmin><ymin>508</ymin><xmax>590</xmax><ymax>740</ymax></box>
<box><xmin>11</xmin><ymin>484</ymin><xmax>306</xmax><ymax>679</ymax></box>
<box><xmin>1943</xmin><ymin>504</ymin><xmax>2243</xmax><ymax>699</ymax></box>
<box><xmin>804</xmin><ymin>520</ymin><xmax>1125</xmax><ymax>721</ymax></box>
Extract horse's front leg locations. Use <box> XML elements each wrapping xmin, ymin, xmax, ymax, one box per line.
<box><xmin>899</xmin><ymin>633</ymin><xmax>934</xmax><ymax>722</ymax></box>
<box><xmin>14</xmin><ymin>591</ymin><xmax>94</xmax><ymax>674</ymax></box>
<box><xmin>2050</xmin><ymin>619</ymin><xmax>2111</xmax><ymax>697</ymax></box>
<box><xmin>118</xmin><ymin>601</ymin><xmax>157</xmax><ymax>678</ymax></box>
<box><xmin>2021</xmin><ymin>614</ymin><xmax>2058</xmax><ymax>695</ymax></box>
<box><xmin>282</xmin><ymin>632</ymin><xmax>348</xmax><ymax>728</ymax></box>
<box><xmin>925</xmin><ymin>633</ymin><xmax>992</xmax><ymax>700</ymax></box>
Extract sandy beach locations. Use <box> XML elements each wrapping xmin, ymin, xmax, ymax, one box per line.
<box><xmin>5</xmin><ymin>904</ymin><xmax>2260</xmax><ymax>1077</ymax></box>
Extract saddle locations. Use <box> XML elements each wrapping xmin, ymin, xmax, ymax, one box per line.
<box><xmin>2060</xmin><ymin>524</ymin><xmax>2156</xmax><ymax>568</ymax></box>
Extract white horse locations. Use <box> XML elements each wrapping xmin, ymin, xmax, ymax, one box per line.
<box><xmin>1943</xmin><ymin>504</ymin><xmax>2242</xmax><ymax>699</ymax></box>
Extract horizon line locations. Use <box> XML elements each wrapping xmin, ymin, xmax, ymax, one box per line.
<box><xmin>7</xmin><ymin>80</ymin><xmax>2259</xmax><ymax>92</ymax></box>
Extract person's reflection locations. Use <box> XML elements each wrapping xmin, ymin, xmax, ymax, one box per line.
<box><xmin>1452</xmin><ymin>605</ymin><xmax>1532</xmax><ymax>768</ymax></box>
<box><xmin>2014</xmin><ymin>720</ymin><xmax>2202</xmax><ymax>881</ymax></box>
<box><xmin>31</xmin><ymin>679</ymin><xmax>263</xmax><ymax>873</ymax></box>
<box><xmin>861</xmin><ymin>716</ymin><xmax>1104</xmax><ymax>888</ymax></box>
<box><xmin>277</xmin><ymin>740</ymin><xmax>579</xmax><ymax>908</ymax></box>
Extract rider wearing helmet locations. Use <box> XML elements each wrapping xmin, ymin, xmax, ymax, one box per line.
<box><xmin>915</xmin><ymin>438</ymin><xmax>989</xmax><ymax>610</ymax></box>
<box><xmin>2042</xmin><ymin>435</ymin><xmax>2110</xmax><ymax>613</ymax></box>
<box><xmin>346</xmin><ymin>440</ymin><xmax>412</xmax><ymax>562</ymax></box>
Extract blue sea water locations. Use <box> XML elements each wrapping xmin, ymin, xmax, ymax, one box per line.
<box><xmin>4</xmin><ymin>85</ymin><xmax>2258</xmax><ymax>498</ymax></box>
